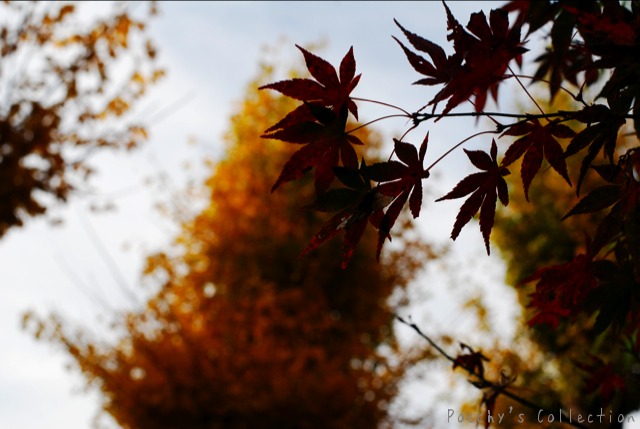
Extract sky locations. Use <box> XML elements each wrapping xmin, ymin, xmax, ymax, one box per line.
<box><xmin>0</xmin><ymin>2</ymin><xmax>638</xmax><ymax>429</ymax></box>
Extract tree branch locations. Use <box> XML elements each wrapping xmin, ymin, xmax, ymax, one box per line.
<box><xmin>412</xmin><ymin>110</ymin><xmax>634</xmax><ymax>124</ymax></box>
<box><xmin>397</xmin><ymin>316</ymin><xmax>591</xmax><ymax>429</ymax></box>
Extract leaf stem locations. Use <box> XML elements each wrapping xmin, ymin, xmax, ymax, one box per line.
<box><xmin>509</xmin><ymin>65</ymin><xmax>545</xmax><ymax>115</ymax></box>
<box><xmin>351</xmin><ymin>97</ymin><xmax>412</xmax><ymax>116</ymax></box>
<box><xmin>425</xmin><ymin>130</ymin><xmax>496</xmax><ymax>172</ymax></box>
<box><xmin>386</xmin><ymin>124</ymin><xmax>419</xmax><ymax>163</ymax></box>
<box><xmin>345</xmin><ymin>114</ymin><xmax>410</xmax><ymax>133</ymax></box>
<box><xmin>510</xmin><ymin>74</ymin><xmax>584</xmax><ymax>104</ymax></box>
<box><xmin>469</xmin><ymin>99</ymin><xmax>501</xmax><ymax>128</ymax></box>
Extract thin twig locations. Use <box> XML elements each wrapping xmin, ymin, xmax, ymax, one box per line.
<box><xmin>510</xmin><ymin>74</ymin><xmax>585</xmax><ymax>104</ymax></box>
<box><xmin>345</xmin><ymin>114</ymin><xmax>410</xmax><ymax>133</ymax></box>
<box><xmin>412</xmin><ymin>110</ymin><xmax>634</xmax><ymax>122</ymax></box>
<box><xmin>77</xmin><ymin>209</ymin><xmax>141</xmax><ymax>307</ymax></box>
<box><xmin>509</xmin><ymin>65</ymin><xmax>545</xmax><ymax>115</ymax></box>
<box><xmin>352</xmin><ymin>96</ymin><xmax>412</xmax><ymax>116</ymax></box>
<box><xmin>425</xmin><ymin>130</ymin><xmax>497</xmax><ymax>172</ymax></box>
<box><xmin>54</xmin><ymin>254</ymin><xmax>115</xmax><ymax>313</ymax></box>
<box><xmin>397</xmin><ymin>316</ymin><xmax>591</xmax><ymax>429</ymax></box>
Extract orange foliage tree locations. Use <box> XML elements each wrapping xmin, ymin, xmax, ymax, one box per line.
<box><xmin>26</xmin><ymin>61</ymin><xmax>434</xmax><ymax>428</ymax></box>
<box><xmin>0</xmin><ymin>1</ymin><xmax>162</xmax><ymax>237</ymax></box>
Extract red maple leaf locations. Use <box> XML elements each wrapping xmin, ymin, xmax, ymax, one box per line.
<box><xmin>522</xmin><ymin>252</ymin><xmax>597</xmax><ymax>329</ymax></box>
<box><xmin>263</xmin><ymin>103</ymin><xmax>362</xmax><ymax>193</ymax></box>
<box><xmin>393</xmin><ymin>20</ymin><xmax>462</xmax><ymax>87</ymax></box>
<box><xmin>501</xmin><ymin>118</ymin><xmax>575</xmax><ymax>200</ymax></box>
<box><xmin>436</xmin><ymin>140</ymin><xmax>509</xmax><ymax>254</ymax></box>
<box><xmin>302</xmin><ymin>165</ymin><xmax>393</xmax><ymax>269</ymax></box>
<box><xmin>260</xmin><ymin>46</ymin><xmax>362</xmax><ymax>193</ymax></box>
<box><xmin>501</xmin><ymin>1</ymin><xmax>561</xmax><ymax>35</ymax></box>
<box><xmin>565</xmin><ymin>3</ymin><xmax>638</xmax><ymax>62</ymax></box>
<box><xmin>363</xmin><ymin>134</ymin><xmax>430</xmax><ymax>259</ymax></box>
<box><xmin>576</xmin><ymin>357</ymin><xmax>626</xmax><ymax>405</ymax></box>
<box><xmin>260</xmin><ymin>45</ymin><xmax>360</xmax><ymax>119</ymax></box>
<box><xmin>453</xmin><ymin>343</ymin><xmax>489</xmax><ymax>379</ymax></box>
<box><xmin>564</xmin><ymin>104</ymin><xmax>626</xmax><ymax>194</ymax></box>
<box><xmin>396</xmin><ymin>3</ymin><xmax>526</xmax><ymax>116</ymax></box>
<box><xmin>442</xmin><ymin>4</ymin><xmax>527</xmax><ymax>114</ymax></box>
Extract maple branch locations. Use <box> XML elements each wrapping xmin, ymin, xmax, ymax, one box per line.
<box><xmin>412</xmin><ymin>110</ymin><xmax>635</xmax><ymax>131</ymax></box>
<box><xmin>397</xmin><ymin>316</ymin><xmax>591</xmax><ymax>429</ymax></box>
<box><xmin>415</xmin><ymin>111</ymin><xmax>558</xmax><ymax>122</ymax></box>
<box><xmin>425</xmin><ymin>130</ymin><xmax>496</xmax><ymax>172</ymax></box>
<box><xmin>508</xmin><ymin>65</ymin><xmax>545</xmax><ymax>115</ymax></box>
<box><xmin>396</xmin><ymin>315</ymin><xmax>456</xmax><ymax>363</ymax></box>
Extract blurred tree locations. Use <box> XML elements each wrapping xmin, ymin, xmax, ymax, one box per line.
<box><xmin>25</xmin><ymin>58</ymin><xmax>434</xmax><ymax>429</ymax></box>
<box><xmin>0</xmin><ymin>1</ymin><xmax>162</xmax><ymax>237</ymax></box>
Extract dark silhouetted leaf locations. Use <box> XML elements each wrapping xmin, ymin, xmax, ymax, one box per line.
<box><xmin>436</xmin><ymin>140</ymin><xmax>509</xmax><ymax>254</ymax></box>
<box><xmin>261</xmin><ymin>45</ymin><xmax>361</xmax><ymax>119</ymax></box>
<box><xmin>564</xmin><ymin>105</ymin><xmax>626</xmax><ymax>194</ymax></box>
<box><xmin>523</xmin><ymin>253</ymin><xmax>597</xmax><ymax>328</ymax></box>
<box><xmin>261</xmin><ymin>48</ymin><xmax>364</xmax><ymax>193</ymax></box>
<box><xmin>397</xmin><ymin>4</ymin><xmax>526</xmax><ymax>115</ymax></box>
<box><xmin>562</xmin><ymin>184</ymin><xmax>621</xmax><ymax>220</ymax></box>
<box><xmin>453</xmin><ymin>343</ymin><xmax>489</xmax><ymax>379</ymax></box>
<box><xmin>362</xmin><ymin>134</ymin><xmax>430</xmax><ymax>259</ymax></box>
<box><xmin>502</xmin><ymin>118</ymin><xmax>575</xmax><ymax>200</ymax></box>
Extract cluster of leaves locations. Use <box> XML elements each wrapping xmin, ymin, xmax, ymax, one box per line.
<box><xmin>27</xmin><ymin>69</ymin><xmax>435</xmax><ymax>428</ymax></box>
<box><xmin>260</xmin><ymin>0</ymin><xmax>640</xmax><ymax>426</ymax></box>
<box><xmin>0</xmin><ymin>1</ymin><xmax>162</xmax><ymax>237</ymax></box>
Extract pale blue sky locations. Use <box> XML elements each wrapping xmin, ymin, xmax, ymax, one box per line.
<box><xmin>1</xmin><ymin>2</ymin><xmax>638</xmax><ymax>429</ymax></box>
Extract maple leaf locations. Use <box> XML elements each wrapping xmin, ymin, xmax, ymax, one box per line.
<box><xmin>565</xmin><ymin>162</ymin><xmax>629</xmax><ymax>254</ymax></box>
<box><xmin>260</xmin><ymin>45</ymin><xmax>360</xmax><ymax>119</ymax></box>
<box><xmin>586</xmin><ymin>261</ymin><xmax>636</xmax><ymax>335</ymax></box>
<box><xmin>562</xmin><ymin>184</ymin><xmax>622</xmax><ymax>221</ymax></box>
<box><xmin>576</xmin><ymin>357</ymin><xmax>626</xmax><ymax>405</ymax></box>
<box><xmin>363</xmin><ymin>134</ymin><xmax>430</xmax><ymax>259</ymax></box>
<box><xmin>529</xmin><ymin>5</ymin><xmax>597</xmax><ymax>100</ymax></box>
<box><xmin>565</xmin><ymin>3</ymin><xmax>638</xmax><ymax>65</ymax></box>
<box><xmin>522</xmin><ymin>252</ymin><xmax>597</xmax><ymax>329</ymax></box>
<box><xmin>302</xmin><ymin>164</ymin><xmax>393</xmax><ymax>269</ymax></box>
<box><xmin>501</xmin><ymin>118</ymin><xmax>575</xmax><ymax>200</ymax></box>
<box><xmin>260</xmin><ymin>46</ymin><xmax>363</xmax><ymax>194</ymax></box>
<box><xmin>501</xmin><ymin>1</ymin><xmax>561</xmax><ymax>35</ymax></box>
<box><xmin>436</xmin><ymin>140</ymin><xmax>509</xmax><ymax>254</ymax></box>
<box><xmin>393</xmin><ymin>20</ymin><xmax>462</xmax><ymax>87</ymax></box>
<box><xmin>395</xmin><ymin>3</ymin><xmax>527</xmax><ymax>115</ymax></box>
<box><xmin>564</xmin><ymin>104</ymin><xmax>626</xmax><ymax>194</ymax></box>
<box><xmin>452</xmin><ymin>343</ymin><xmax>489</xmax><ymax>379</ymax></box>
<box><xmin>443</xmin><ymin>5</ymin><xmax>527</xmax><ymax>114</ymax></box>
<box><xmin>263</xmin><ymin>103</ymin><xmax>363</xmax><ymax>194</ymax></box>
